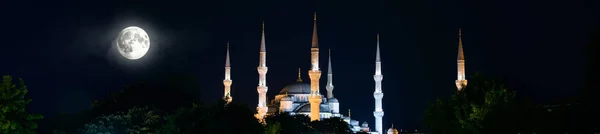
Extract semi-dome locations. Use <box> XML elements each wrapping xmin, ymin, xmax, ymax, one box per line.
<box><xmin>298</xmin><ymin>104</ymin><xmax>331</xmax><ymax>112</ymax></box>
<box><xmin>281</xmin><ymin>96</ymin><xmax>292</xmax><ymax>101</ymax></box>
<box><xmin>361</xmin><ymin>121</ymin><xmax>369</xmax><ymax>127</ymax></box>
<box><xmin>279</xmin><ymin>82</ymin><xmax>311</xmax><ymax>94</ymax></box>
<box><xmin>328</xmin><ymin>98</ymin><xmax>339</xmax><ymax>103</ymax></box>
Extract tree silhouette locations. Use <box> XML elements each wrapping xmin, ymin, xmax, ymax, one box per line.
<box><xmin>0</xmin><ymin>75</ymin><xmax>44</xmax><ymax>133</ymax></box>
<box><xmin>158</xmin><ymin>100</ymin><xmax>263</xmax><ymax>134</ymax></box>
<box><xmin>90</xmin><ymin>80</ymin><xmax>200</xmax><ymax>118</ymax></box>
<box><xmin>265</xmin><ymin>113</ymin><xmax>351</xmax><ymax>134</ymax></box>
<box><xmin>310</xmin><ymin>117</ymin><xmax>351</xmax><ymax>134</ymax></box>
<box><xmin>264</xmin><ymin>122</ymin><xmax>281</xmax><ymax>134</ymax></box>
<box><xmin>582</xmin><ymin>23</ymin><xmax>600</xmax><ymax>133</ymax></box>
<box><xmin>424</xmin><ymin>74</ymin><xmax>520</xmax><ymax>134</ymax></box>
<box><xmin>264</xmin><ymin>113</ymin><xmax>311</xmax><ymax>133</ymax></box>
<box><xmin>81</xmin><ymin>106</ymin><xmax>164</xmax><ymax>134</ymax></box>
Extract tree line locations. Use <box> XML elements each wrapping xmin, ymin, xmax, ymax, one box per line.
<box><xmin>423</xmin><ymin>73</ymin><xmax>596</xmax><ymax>134</ymax></box>
<box><xmin>0</xmin><ymin>73</ymin><xmax>351</xmax><ymax>134</ymax></box>
<box><xmin>2</xmin><ymin>71</ymin><xmax>598</xmax><ymax>133</ymax></box>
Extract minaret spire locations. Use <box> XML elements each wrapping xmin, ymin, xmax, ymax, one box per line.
<box><xmin>256</xmin><ymin>21</ymin><xmax>269</xmax><ymax>121</ymax></box>
<box><xmin>373</xmin><ymin>33</ymin><xmax>385</xmax><ymax>134</ymax></box>
<box><xmin>223</xmin><ymin>41</ymin><xmax>232</xmax><ymax>104</ymax></box>
<box><xmin>308</xmin><ymin>12</ymin><xmax>323</xmax><ymax>121</ymax></box>
<box><xmin>311</xmin><ymin>12</ymin><xmax>319</xmax><ymax>48</ymax></box>
<box><xmin>348</xmin><ymin>109</ymin><xmax>351</xmax><ymax>118</ymax></box>
<box><xmin>376</xmin><ymin>34</ymin><xmax>381</xmax><ymax>62</ymax></box>
<box><xmin>226</xmin><ymin>42</ymin><xmax>231</xmax><ymax>67</ymax></box>
<box><xmin>326</xmin><ymin>49</ymin><xmax>334</xmax><ymax>99</ymax></box>
<box><xmin>456</xmin><ymin>28</ymin><xmax>468</xmax><ymax>91</ymax></box>
<box><xmin>457</xmin><ymin>28</ymin><xmax>464</xmax><ymax>60</ymax></box>
<box><xmin>260</xmin><ymin>22</ymin><xmax>266</xmax><ymax>53</ymax></box>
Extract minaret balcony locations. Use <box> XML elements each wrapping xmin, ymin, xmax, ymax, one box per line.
<box><xmin>308</xmin><ymin>70</ymin><xmax>322</xmax><ymax>79</ymax></box>
<box><xmin>223</xmin><ymin>80</ymin><xmax>232</xmax><ymax>86</ymax></box>
<box><xmin>326</xmin><ymin>85</ymin><xmax>334</xmax><ymax>90</ymax></box>
<box><xmin>373</xmin><ymin>75</ymin><xmax>383</xmax><ymax>81</ymax></box>
<box><xmin>373</xmin><ymin>111</ymin><xmax>384</xmax><ymax>117</ymax></box>
<box><xmin>373</xmin><ymin>92</ymin><xmax>384</xmax><ymax>99</ymax></box>
<box><xmin>257</xmin><ymin>67</ymin><xmax>268</xmax><ymax>74</ymax></box>
<box><xmin>309</xmin><ymin>96</ymin><xmax>322</xmax><ymax>103</ymax></box>
<box><xmin>257</xmin><ymin>86</ymin><xmax>268</xmax><ymax>93</ymax></box>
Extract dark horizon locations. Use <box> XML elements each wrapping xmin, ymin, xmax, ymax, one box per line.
<box><xmin>1</xmin><ymin>0</ymin><xmax>599</xmax><ymax>130</ymax></box>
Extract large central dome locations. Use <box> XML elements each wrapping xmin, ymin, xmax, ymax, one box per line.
<box><xmin>279</xmin><ymin>82</ymin><xmax>311</xmax><ymax>94</ymax></box>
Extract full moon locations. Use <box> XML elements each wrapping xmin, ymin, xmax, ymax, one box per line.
<box><xmin>117</xmin><ymin>26</ymin><xmax>150</xmax><ymax>60</ymax></box>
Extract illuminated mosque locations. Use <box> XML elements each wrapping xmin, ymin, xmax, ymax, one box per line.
<box><xmin>220</xmin><ymin>13</ymin><xmax>467</xmax><ymax>134</ymax></box>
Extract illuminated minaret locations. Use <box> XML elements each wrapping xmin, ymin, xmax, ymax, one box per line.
<box><xmin>326</xmin><ymin>49</ymin><xmax>334</xmax><ymax>99</ymax></box>
<box><xmin>373</xmin><ymin>34</ymin><xmax>384</xmax><ymax>134</ymax></box>
<box><xmin>455</xmin><ymin>28</ymin><xmax>468</xmax><ymax>91</ymax></box>
<box><xmin>308</xmin><ymin>12</ymin><xmax>323</xmax><ymax>121</ymax></box>
<box><xmin>256</xmin><ymin>22</ymin><xmax>269</xmax><ymax>120</ymax></box>
<box><xmin>223</xmin><ymin>42</ymin><xmax>232</xmax><ymax>104</ymax></box>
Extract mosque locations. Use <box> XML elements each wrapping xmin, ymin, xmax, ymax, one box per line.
<box><xmin>220</xmin><ymin>13</ymin><xmax>467</xmax><ymax>134</ymax></box>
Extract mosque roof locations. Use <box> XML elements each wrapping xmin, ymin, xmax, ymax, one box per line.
<box><xmin>279</xmin><ymin>82</ymin><xmax>311</xmax><ymax>94</ymax></box>
<box><xmin>388</xmin><ymin>124</ymin><xmax>399</xmax><ymax>134</ymax></box>
<box><xmin>388</xmin><ymin>128</ymin><xmax>399</xmax><ymax>134</ymax></box>
<box><xmin>297</xmin><ymin>104</ymin><xmax>331</xmax><ymax>113</ymax></box>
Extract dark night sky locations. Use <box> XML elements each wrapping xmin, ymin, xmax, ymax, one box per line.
<box><xmin>1</xmin><ymin>0</ymin><xmax>598</xmax><ymax>130</ymax></box>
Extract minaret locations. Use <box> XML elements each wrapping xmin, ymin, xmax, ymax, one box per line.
<box><xmin>455</xmin><ymin>28</ymin><xmax>468</xmax><ymax>91</ymax></box>
<box><xmin>373</xmin><ymin>34</ymin><xmax>384</xmax><ymax>134</ymax></box>
<box><xmin>308</xmin><ymin>12</ymin><xmax>323</xmax><ymax>121</ymax></box>
<box><xmin>223</xmin><ymin>42</ymin><xmax>232</xmax><ymax>104</ymax></box>
<box><xmin>348</xmin><ymin>109</ymin><xmax>351</xmax><ymax>119</ymax></box>
<box><xmin>256</xmin><ymin>22</ymin><xmax>269</xmax><ymax>120</ymax></box>
<box><xmin>326</xmin><ymin>49</ymin><xmax>334</xmax><ymax>99</ymax></box>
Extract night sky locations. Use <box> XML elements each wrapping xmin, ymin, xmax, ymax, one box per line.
<box><xmin>2</xmin><ymin>0</ymin><xmax>599</xmax><ymax>130</ymax></box>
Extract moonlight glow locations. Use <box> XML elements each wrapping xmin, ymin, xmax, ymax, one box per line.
<box><xmin>117</xmin><ymin>26</ymin><xmax>150</xmax><ymax>60</ymax></box>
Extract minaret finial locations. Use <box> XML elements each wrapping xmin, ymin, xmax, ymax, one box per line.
<box><xmin>297</xmin><ymin>68</ymin><xmax>303</xmax><ymax>82</ymax></box>
<box><xmin>376</xmin><ymin>34</ymin><xmax>381</xmax><ymax>62</ymax></box>
<box><xmin>328</xmin><ymin>49</ymin><xmax>332</xmax><ymax>74</ymax></box>
<box><xmin>458</xmin><ymin>28</ymin><xmax>464</xmax><ymax>60</ymax></box>
<box><xmin>226</xmin><ymin>41</ymin><xmax>230</xmax><ymax>67</ymax></box>
<box><xmin>260</xmin><ymin>21</ymin><xmax>266</xmax><ymax>53</ymax></box>
<box><xmin>311</xmin><ymin>13</ymin><xmax>319</xmax><ymax>48</ymax></box>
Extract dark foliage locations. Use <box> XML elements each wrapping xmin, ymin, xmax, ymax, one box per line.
<box><xmin>0</xmin><ymin>75</ymin><xmax>44</xmax><ymax>133</ymax></box>
<box><xmin>264</xmin><ymin>113</ymin><xmax>312</xmax><ymax>133</ymax></box>
<box><xmin>582</xmin><ymin>24</ymin><xmax>600</xmax><ymax>133</ymax></box>
<box><xmin>310</xmin><ymin>117</ymin><xmax>352</xmax><ymax>134</ymax></box>
<box><xmin>91</xmin><ymin>80</ymin><xmax>200</xmax><ymax>118</ymax></box>
<box><xmin>81</xmin><ymin>106</ymin><xmax>164</xmax><ymax>134</ymax></box>
<box><xmin>265</xmin><ymin>113</ymin><xmax>351</xmax><ymax>134</ymax></box>
<box><xmin>424</xmin><ymin>74</ymin><xmax>523</xmax><ymax>134</ymax></box>
<box><xmin>160</xmin><ymin>100</ymin><xmax>263</xmax><ymax>134</ymax></box>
